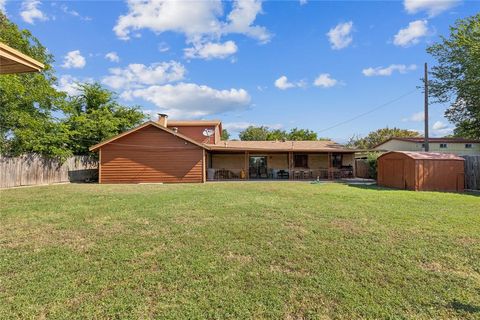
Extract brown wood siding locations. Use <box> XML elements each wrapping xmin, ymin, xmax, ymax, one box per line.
<box><xmin>378</xmin><ymin>152</ymin><xmax>464</xmax><ymax>192</ymax></box>
<box><xmin>100</xmin><ymin>125</ymin><xmax>204</xmax><ymax>183</ymax></box>
<box><xmin>169</xmin><ymin>126</ymin><xmax>217</xmax><ymax>144</ymax></box>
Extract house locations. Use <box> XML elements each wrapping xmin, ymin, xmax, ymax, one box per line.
<box><xmin>373</xmin><ymin>137</ymin><xmax>480</xmax><ymax>156</ymax></box>
<box><xmin>89</xmin><ymin>114</ymin><xmax>357</xmax><ymax>184</ymax></box>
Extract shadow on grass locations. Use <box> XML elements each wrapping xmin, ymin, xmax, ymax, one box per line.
<box><xmin>345</xmin><ymin>183</ymin><xmax>480</xmax><ymax>197</ymax></box>
<box><xmin>449</xmin><ymin>300</ymin><xmax>480</xmax><ymax>314</ymax></box>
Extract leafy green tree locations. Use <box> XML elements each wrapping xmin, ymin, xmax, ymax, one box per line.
<box><xmin>0</xmin><ymin>13</ymin><xmax>68</xmax><ymax>158</ymax></box>
<box><xmin>239</xmin><ymin>126</ymin><xmax>320</xmax><ymax>141</ymax></box>
<box><xmin>287</xmin><ymin>128</ymin><xmax>317</xmax><ymax>141</ymax></box>
<box><xmin>239</xmin><ymin>126</ymin><xmax>270</xmax><ymax>141</ymax></box>
<box><xmin>266</xmin><ymin>129</ymin><xmax>287</xmax><ymax>141</ymax></box>
<box><xmin>221</xmin><ymin>129</ymin><xmax>230</xmax><ymax>140</ymax></box>
<box><xmin>427</xmin><ymin>13</ymin><xmax>480</xmax><ymax>139</ymax></box>
<box><xmin>64</xmin><ymin>83</ymin><xmax>145</xmax><ymax>155</ymax></box>
<box><xmin>347</xmin><ymin>127</ymin><xmax>420</xmax><ymax>149</ymax></box>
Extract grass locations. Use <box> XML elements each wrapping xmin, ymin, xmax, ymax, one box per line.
<box><xmin>0</xmin><ymin>182</ymin><xmax>479</xmax><ymax>319</ymax></box>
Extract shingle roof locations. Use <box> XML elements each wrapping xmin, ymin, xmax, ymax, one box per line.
<box><xmin>376</xmin><ymin>137</ymin><xmax>479</xmax><ymax>148</ymax></box>
<box><xmin>381</xmin><ymin>151</ymin><xmax>465</xmax><ymax>160</ymax></box>
<box><xmin>206</xmin><ymin>140</ymin><xmax>356</xmax><ymax>152</ymax></box>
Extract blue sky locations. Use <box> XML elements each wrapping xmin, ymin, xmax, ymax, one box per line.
<box><xmin>2</xmin><ymin>0</ymin><xmax>479</xmax><ymax>141</ymax></box>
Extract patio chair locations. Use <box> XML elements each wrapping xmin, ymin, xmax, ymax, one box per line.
<box><xmin>294</xmin><ymin>170</ymin><xmax>301</xmax><ymax>180</ymax></box>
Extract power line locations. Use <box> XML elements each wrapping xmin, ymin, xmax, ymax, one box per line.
<box><xmin>317</xmin><ymin>88</ymin><xmax>418</xmax><ymax>134</ymax></box>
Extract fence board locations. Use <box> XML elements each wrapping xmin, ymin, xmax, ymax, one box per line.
<box><xmin>0</xmin><ymin>154</ymin><xmax>98</xmax><ymax>188</ymax></box>
<box><xmin>355</xmin><ymin>159</ymin><xmax>370</xmax><ymax>179</ymax></box>
<box><xmin>462</xmin><ymin>155</ymin><xmax>480</xmax><ymax>190</ymax></box>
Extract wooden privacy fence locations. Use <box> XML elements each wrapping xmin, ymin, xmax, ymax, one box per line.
<box><xmin>462</xmin><ymin>155</ymin><xmax>480</xmax><ymax>190</ymax></box>
<box><xmin>355</xmin><ymin>159</ymin><xmax>370</xmax><ymax>179</ymax></box>
<box><xmin>0</xmin><ymin>154</ymin><xmax>98</xmax><ymax>188</ymax></box>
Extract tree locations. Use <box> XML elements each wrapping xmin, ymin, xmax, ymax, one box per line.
<box><xmin>267</xmin><ymin>129</ymin><xmax>287</xmax><ymax>141</ymax></box>
<box><xmin>239</xmin><ymin>126</ymin><xmax>320</xmax><ymax>141</ymax></box>
<box><xmin>427</xmin><ymin>13</ymin><xmax>480</xmax><ymax>139</ymax></box>
<box><xmin>0</xmin><ymin>13</ymin><xmax>68</xmax><ymax>158</ymax></box>
<box><xmin>347</xmin><ymin>127</ymin><xmax>420</xmax><ymax>149</ymax></box>
<box><xmin>239</xmin><ymin>126</ymin><xmax>270</xmax><ymax>141</ymax></box>
<box><xmin>221</xmin><ymin>129</ymin><xmax>230</xmax><ymax>140</ymax></box>
<box><xmin>63</xmin><ymin>83</ymin><xmax>145</xmax><ymax>155</ymax></box>
<box><xmin>287</xmin><ymin>128</ymin><xmax>317</xmax><ymax>141</ymax></box>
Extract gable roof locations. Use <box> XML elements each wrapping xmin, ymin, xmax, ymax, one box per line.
<box><xmin>380</xmin><ymin>151</ymin><xmax>465</xmax><ymax>161</ymax></box>
<box><xmin>374</xmin><ymin>137</ymin><xmax>479</xmax><ymax>148</ymax></box>
<box><xmin>0</xmin><ymin>42</ymin><xmax>45</xmax><ymax>74</ymax></box>
<box><xmin>206</xmin><ymin>140</ymin><xmax>357</xmax><ymax>152</ymax></box>
<box><xmin>89</xmin><ymin>121</ymin><xmax>209</xmax><ymax>151</ymax></box>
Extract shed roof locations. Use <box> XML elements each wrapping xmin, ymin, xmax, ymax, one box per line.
<box><xmin>380</xmin><ymin>151</ymin><xmax>465</xmax><ymax>161</ymax></box>
<box><xmin>0</xmin><ymin>42</ymin><xmax>45</xmax><ymax>74</ymax></box>
<box><xmin>206</xmin><ymin>140</ymin><xmax>356</xmax><ymax>152</ymax></box>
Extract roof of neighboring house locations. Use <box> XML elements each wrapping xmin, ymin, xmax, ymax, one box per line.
<box><xmin>374</xmin><ymin>137</ymin><xmax>479</xmax><ymax>148</ymax></box>
<box><xmin>380</xmin><ymin>151</ymin><xmax>465</xmax><ymax>161</ymax></box>
<box><xmin>206</xmin><ymin>140</ymin><xmax>356</xmax><ymax>152</ymax></box>
<box><xmin>167</xmin><ymin>120</ymin><xmax>222</xmax><ymax>127</ymax></box>
<box><xmin>0</xmin><ymin>42</ymin><xmax>45</xmax><ymax>74</ymax></box>
<box><xmin>89</xmin><ymin>121</ymin><xmax>209</xmax><ymax>151</ymax></box>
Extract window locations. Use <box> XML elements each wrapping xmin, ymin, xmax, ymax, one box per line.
<box><xmin>440</xmin><ymin>143</ymin><xmax>448</xmax><ymax>149</ymax></box>
<box><xmin>331</xmin><ymin>154</ymin><xmax>343</xmax><ymax>168</ymax></box>
<box><xmin>294</xmin><ymin>154</ymin><xmax>308</xmax><ymax>168</ymax></box>
<box><xmin>465</xmin><ymin>143</ymin><xmax>473</xmax><ymax>149</ymax></box>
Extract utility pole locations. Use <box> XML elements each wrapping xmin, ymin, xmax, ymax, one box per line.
<box><xmin>424</xmin><ymin>62</ymin><xmax>429</xmax><ymax>152</ymax></box>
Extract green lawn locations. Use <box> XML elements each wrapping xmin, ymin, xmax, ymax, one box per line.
<box><xmin>0</xmin><ymin>182</ymin><xmax>479</xmax><ymax>319</ymax></box>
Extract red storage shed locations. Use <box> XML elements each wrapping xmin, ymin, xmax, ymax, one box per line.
<box><xmin>377</xmin><ymin>151</ymin><xmax>464</xmax><ymax>192</ymax></box>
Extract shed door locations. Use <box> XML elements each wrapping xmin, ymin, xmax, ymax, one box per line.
<box><xmin>383</xmin><ymin>159</ymin><xmax>405</xmax><ymax>189</ymax></box>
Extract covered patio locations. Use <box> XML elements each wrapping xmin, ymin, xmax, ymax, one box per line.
<box><xmin>205</xmin><ymin>140</ymin><xmax>357</xmax><ymax>181</ymax></box>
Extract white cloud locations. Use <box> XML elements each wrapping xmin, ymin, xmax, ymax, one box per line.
<box><xmin>432</xmin><ymin>121</ymin><xmax>447</xmax><ymax>130</ymax></box>
<box><xmin>299</xmin><ymin>0</ymin><xmax>308</xmax><ymax>5</ymax></box>
<box><xmin>54</xmin><ymin>75</ymin><xmax>93</xmax><ymax>96</ymax></box>
<box><xmin>326</xmin><ymin>21</ymin><xmax>353</xmax><ymax>50</ymax></box>
<box><xmin>121</xmin><ymin>82</ymin><xmax>251</xmax><ymax>118</ymax></box>
<box><xmin>105</xmin><ymin>52</ymin><xmax>120</xmax><ymax>63</ymax></box>
<box><xmin>62</xmin><ymin>50</ymin><xmax>86</xmax><ymax>69</ymax></box>
<box><xmin>403</xmin><ymin>111</ymin><xmax>425</xmax><ymax>122</ymax></box>
<box><xmin>431</xmin><ymin>120</ymin><xmax>454</xmax><ymax>136</ymax></box>
<box><xmin>20</xmin><ymin>0</ymin><xmax>48</xmax><ymax>24</ymax></box>
<box><xmin>274</xmin><ymin>76</ymin><xmax>306</xmax><ymax>90</ymax></box>
<box><xmin>158</xmin><ymin>42</ymin><xmax>170</xmax><ymax>53</ymax></box>
<box><xmin>362</xmin><ymin>64</ymin><xmax>417</xmax><ymax>77</ymax></box>
<box><xmin>60</xmin><ymin>3</ymin><xmax>91</xmax><ymax>21</ymax></box>
<box><xmin>184</xmin><ymin>41</ymin><xmax>238</xmax><ymax>60</ymax></box>
<box><xmin>222</xmin><ymin>0</ymin><xmax>271</xmax><ymax>43</ymax></box>
<box><xmin>313</xmin><ymin>73</ymin><xmax>339</xmax><ymax>88</ymax></box>
<box><xmin>404</xmin><ymin>0</ymin><xmax>460</xmax><ymax>17</ymax></box>
<box><xmin>102</xmin><ymin>61</ymin><xmax>186</xmax><ymax>90</ymax></box>
<box><xmin>274</xmin><ymin>76</ymin><xmax>294</xmax><ymax>90</ymax></box>
<box><xmin>0</xmin><ymin>0</ymin><xmax>7</xmax><ymax>14</ymax></box>
<box><xmin>113</xmin><ymin>0</ymin><xmax>270</xmax><ymax>43</ymax></box>
<box><xmin>394</xmin><ymin>20</ymin><xmax>429</xmax><ymax>47</ymax></box>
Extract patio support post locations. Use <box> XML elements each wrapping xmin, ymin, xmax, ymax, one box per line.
<box><xmin>328</xmin><ymin>152</ymin><xmax>332</xmax><ymax>180</ymax></box>
<box><xmin>244</xmin><ymin>151</ymin><xmax>249</xmax><ymax>180</ymax></box>
<box><xmin>288</xmin><ymin>152</ymin><xmax>293</xmax><ymax>180</ymax></box>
